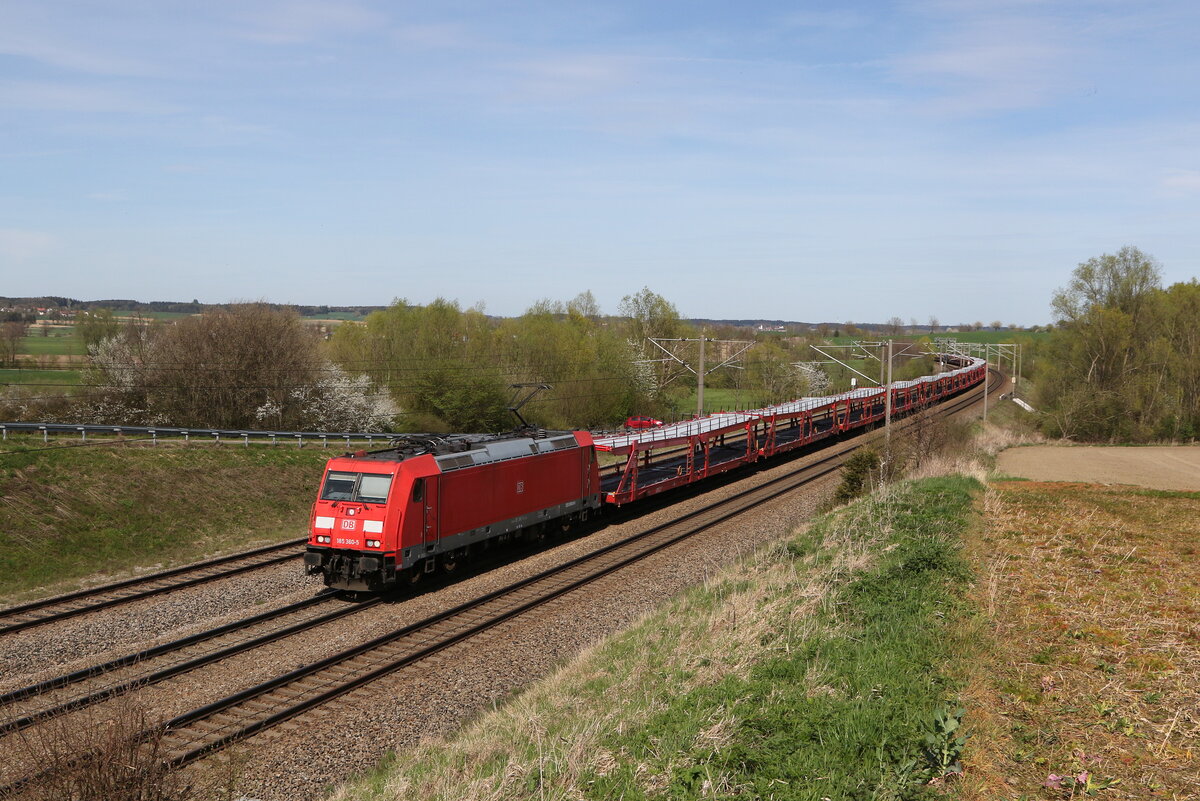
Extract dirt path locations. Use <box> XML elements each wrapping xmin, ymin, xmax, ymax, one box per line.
<box><xmin>997</xmin><ymin>445</ymin><xmax>1200</xmax><ymax>491</ymax></box>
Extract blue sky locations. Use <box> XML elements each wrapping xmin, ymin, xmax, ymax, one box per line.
<box><xmin>2</xmin><ymin>0</ymin><xmax>1198</xmax><ymax>325</ymax></box>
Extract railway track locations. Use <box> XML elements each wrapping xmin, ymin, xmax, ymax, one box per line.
<box><xmin>149</xmin><ymin>372</ymin><xmax>1006</xmax><ymax>770</ymax></box>
<box><xmin>0</xmin><ymin>372</ymin><xmax>1005</xmax><ymax>795</ymax></box>
<box><xmin>0</xmin><ymin>538</ymin><xmax>307</xmax><ymax>636</ymax></box>
<box><xmin>0</xmin><ymin>591</ymin><xmax>377</xmax><ymax>737</ymax></box>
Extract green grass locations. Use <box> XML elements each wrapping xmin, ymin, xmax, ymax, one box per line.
<box><xmin>0</xmin><ymin>444</ymin><xmax>333</xmax><ymax>599</ymax></box>
<box><xmin>331</xmin><ymin>475</ymin><xmax>983</xmax><ymax>801</ymax></box>
<box><xmin>581</xmin><ymin>478</ymin><xmax>978</xmax><ymax>800</ymax></box>
<box><xmin>304</xmin><ymin>312</ymin><xmax>364</xmax><ymax>322</ymax></box>
<box><xmin>17</xmin><ymin>332</ymin><xmax>84</xmax><ymax>356</ymax></box>
<box><xmin>0</xmin><ymin>368</ymin><xmax>83</xmax><ymax>389</ymax></box>
<box><xmin>674</xmin><ymin>387</ymin><xmax>760</xmax><ymax>414</ymax></box>
<box><xmin>136</xmin><ymin>311</ymin><xmax>195</xmax><ymax>320</ymax></box>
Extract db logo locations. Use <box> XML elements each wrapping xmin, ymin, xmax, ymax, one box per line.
<box><xmin>516</xmin><ymin>481</ymin><xmax>525</xmax><ymax>494</ymax></box>
<box><xmin>341</xmin><ymin>519</ymin><xmax>356</xmax><ymax>530</ymax></box>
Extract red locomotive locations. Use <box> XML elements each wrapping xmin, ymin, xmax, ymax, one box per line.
<box><xmin>304</xmin><ymin>431</ymin><xmax>601</xmax><ymax>590</ymax></box>
<box><xmin>305</xmin><ymin>355</ymin><xmax>987</xmax><ymax>590</ymax></box>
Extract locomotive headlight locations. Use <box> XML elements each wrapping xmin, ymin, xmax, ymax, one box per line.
<box><xmin>366</xmin><ymin>539</ymin><xmax>381</xmax><ymax>548</ymax></box>
<box><xmin>316</xmin><ymin>535</ymin><xmax>331</xmax><ymax>544</ymax></box>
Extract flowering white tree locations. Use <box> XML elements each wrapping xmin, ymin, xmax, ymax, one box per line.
<box><xmin>278</xmin><ymin>365</ymin><xmax>399</xmax><ymax>432</ymax></box>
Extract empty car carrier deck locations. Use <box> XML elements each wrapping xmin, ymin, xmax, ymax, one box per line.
<box><xmin>593</xmin><ymin>354</ymin><xmax>985</xmax><ymax>505</ymax></box>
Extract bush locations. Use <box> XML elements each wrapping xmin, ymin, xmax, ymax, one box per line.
<box><xmin>835</xmin><ymin>448</ymin><xmax>881</xmax><ymax>503</ymax></box>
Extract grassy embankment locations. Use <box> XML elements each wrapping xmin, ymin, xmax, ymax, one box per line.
<box><xmin>0</xmin><ymin>442</ymin><xmax>333</xmax><ymax>601</ymax></box>
<box><xmin>332</xmin><ymin>475</ymin><xmax>982</xmax><ymax>801</ymax></box>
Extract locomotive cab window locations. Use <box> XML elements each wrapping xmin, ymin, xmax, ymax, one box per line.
<box><xmin>357</xmin><ymin>473</ymin><xmax>393</xmax><ymax>504</ymax></box>
<box><xmin>321</xmin><ymin>471</ymin><xmax>357</xmax><ymax>501</ymax></box>
<box><xmin>320</xmin><ymin>471</ymin><xmax>393</xmax><ymax>504</ymax></box>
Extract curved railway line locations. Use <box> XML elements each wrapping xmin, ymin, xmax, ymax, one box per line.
<box><xmin>0</xmin><ymin>538</ymin><xmax>307</xmax><ymax>636</ymax></box>
<box><xmin>0</xmin><ymin>368</ymin><xmax>1005</xmax><ymax>795</ymax></box>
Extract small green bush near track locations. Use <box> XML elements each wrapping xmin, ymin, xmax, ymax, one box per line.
<box><xmin>330</xmin><ymin>475</ymin><xmax>982</xmax><ymax>801</ymax></box>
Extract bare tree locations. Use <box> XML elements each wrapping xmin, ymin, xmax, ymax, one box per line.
<box><xmin>86</xmin><ymin>304</ymin><xmax>391</xmax><ymax>430</ymax></box>
<box><xmin>1</xmin><ymin>321</ymin><xmax>27</xmax><ymax>365</ymax></box>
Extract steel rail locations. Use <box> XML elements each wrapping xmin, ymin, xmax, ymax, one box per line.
<box><xmin>0</xmin><ymin>593</ymin><xmax>384</xmax><ymax>738</ymax></box>
<box><xmin>0</xmin><ymin>538</ymin><xmax>307</xmax><ymax>636</ymax></box>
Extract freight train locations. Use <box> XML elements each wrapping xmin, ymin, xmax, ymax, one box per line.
<box><xmin>304</xmin><ymin>354</ymin><xmax>987</xmax><ymax>590</ymax></box>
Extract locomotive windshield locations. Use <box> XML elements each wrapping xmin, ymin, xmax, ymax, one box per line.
<box><xmin>320</xmin><ymin>471</ymin><xmax>393</xmax><ymax>504</ymax></box>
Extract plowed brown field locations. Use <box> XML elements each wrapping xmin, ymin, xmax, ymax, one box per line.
<box><xmin>997</xmin><ymin>445</ymin><xmax>1200</xmax><ymax>491</ymax></box>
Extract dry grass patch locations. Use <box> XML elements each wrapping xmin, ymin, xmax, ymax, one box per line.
<box><xmin>0</xmin><ymin>693</ymin><xmax>244</xmax><ymax>801</ymax></box>
<box><xmin>959</xmin><ymin>482</ymin><xmax>1200</xmax><ymax>800</ymax></box>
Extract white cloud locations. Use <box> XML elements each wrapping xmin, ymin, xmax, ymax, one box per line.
<box><xmin>0</xmin><ymin>229</ymin><xmax>55</xmax><ymax>263</ymax></box>
<box><xmin>890</xmin><ymin>6</ymin><xmax>1082</xmax><ymax>114</ymax></box>
<box><xmin>1161</xmin><ymin>170</ymin><xmax>1200</xmax><ymax>194</ymax></box>
<box><xmin>504</xmin><ymin>54</ymin><xmax>641</xmax><ymax>101</ymax></box>
<box><xmin>0</xmin><ymin>6</ymin><xmax>155</xmax><ymax>77</ymax></box>
<box><xmin>779</xmin><ymin>10</ymin><xmax>871</xmax><ymax>31</ymax></box>
<box><xmin>234</xmin><ymin>0</ymin><xmax>384</xmax><ymax>44</ymax></box>
<box><xmin>391</xmin><ymin>23</ymin><xmax>474</xmax><ymax>50</ymax></box>
<box><xmin>0</xmin><ymin>80</ymin><xmax>180</xmax><ymax>114</ymax></box>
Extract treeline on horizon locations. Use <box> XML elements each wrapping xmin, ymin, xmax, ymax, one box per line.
<box><xmin>1</xmin><ymin>288</ymin><xmax>944</xmax><ymax>433</ymax></box>
<box><xmin>0</xmin><ymin>297</ymin><xmax>386</xmax><ymax>319</ymax></box>
<box><xmin>3</xmin><ymin>248</ymin><xmax>1196</xmax><ymax>444</ymax></box>
<box><xmin>0</xmin><ymin>296</ymin><xmax>1033</xmax><ymax>334</ymax></box>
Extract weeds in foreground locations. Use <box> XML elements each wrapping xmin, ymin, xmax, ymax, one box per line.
<box><xmin>0</xmin><ymin>695</ymin><xmax>242</xmax><ymax>801</ymax></box>
<box><xmin>922</xmin><ymin>706</ymin><xmax>969</xmax><ymax>779</ymax></box>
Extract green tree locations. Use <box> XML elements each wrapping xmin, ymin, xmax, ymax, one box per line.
<box><xmin>1051</xmin><ymin>245</ymin><xmax>1162</xmax><ymax>325</ymax></box>
<box><xmin>617</xmin><ymin>287</ymin><xmax>692</xmax><ymax>401</ymax></box>
<box><xmin>330</xmin><ymin>298</ymin><xmax>510</xmax><ymax>431</ymax></box>
<box><xmin>1036</xmin><ymin>246</ymin><xmax>1185</xmax><ymax>441</ymax></box>
<box><xmin>1</xmin><ymin>321</ymin><xmax>26</xmax><ymax>366</ymax></box>
<box><xmin>76</xmin><ymin>308</ymin><xmax>120</xmax><ymax>349</ymax></box>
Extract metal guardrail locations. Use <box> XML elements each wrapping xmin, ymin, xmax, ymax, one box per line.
<box><xmin>0</xmin><ymin>422</ymin><xmax>396</xmax><ymax>448</ymax></box>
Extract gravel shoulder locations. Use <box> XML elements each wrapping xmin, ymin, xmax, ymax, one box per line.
<box><xmin>996</xmin><ymin>444</ymin><xmax>1200</xmax><ymax>491</ymax></box>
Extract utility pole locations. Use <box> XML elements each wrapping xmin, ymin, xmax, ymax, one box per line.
<box><xmin>643</xmin><ymin>336</ymin><xmax>754</xmax><ymax>417</ymax></box>
<box><xmin>884</xmin><ymin>339</ymin><xmax>893</xmax><ymax>443</ymax></box>
<box><xmin>982</xmin><ymin>344</ymin><xmax>989</xmax><ymax>422</ymax></box>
